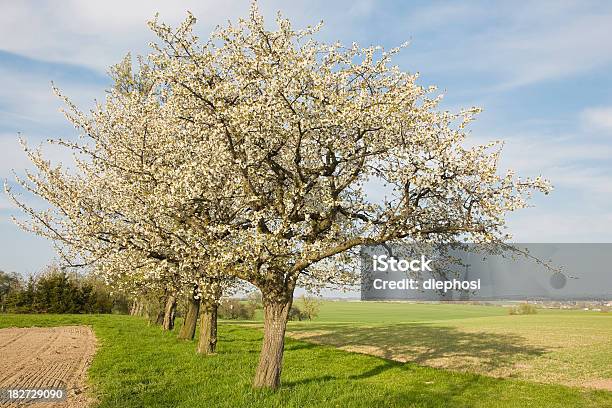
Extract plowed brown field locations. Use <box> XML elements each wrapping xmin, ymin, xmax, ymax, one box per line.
<box><xmin>0</xmin><ymin>326</ymin><xmax>96</xmax><ymax>407</ymax></box>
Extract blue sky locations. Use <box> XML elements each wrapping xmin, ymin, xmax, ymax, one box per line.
<box><xmin>1</xmin><ymin>0</ymin><xmax>612</xmax><ymax>276</ymax></box>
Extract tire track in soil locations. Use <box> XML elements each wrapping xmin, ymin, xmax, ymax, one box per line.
<box><xmin>0</xmin><ymin>331</ymin><xmax>27</xmax><ymax>349</ymax></box>
<box><xmin>0</xmin><ymin>326</ymin><xmax>97</xmax><ymax>407</ymax></box>
<box><xmin>0</xmin><ymin>329</ymin><xmax>61</xmax><ymax>385</ymax></box>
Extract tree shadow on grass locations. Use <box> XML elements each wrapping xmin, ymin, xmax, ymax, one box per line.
<box><xmin>285</xmin><ymin>342</ymin><xmax>318</xmax><ymax>352</ymax></box>
<box><xmin>222</xmin><ymin>321</ymin><xmax>547</xmax><ymax>401</ymax></box>
<box><xmin>282</xmin><ymin>348</ymin><xmax>499</xmax><ymax>408</ymax></box>
<box><xmin>282</xmin><ymin>324</ymin><xmax>549</xmax><ymax>407</ymax></box>
<box><xmin>287</xmin><ymin>322</ymin><xmax>547</xmax><ymax>374</ymax></box>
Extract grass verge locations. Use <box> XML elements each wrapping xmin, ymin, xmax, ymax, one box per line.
<box><xmin>0</xmin><ymin>313</ymin><xmax>610</xmax><ymax>407</ymax></box>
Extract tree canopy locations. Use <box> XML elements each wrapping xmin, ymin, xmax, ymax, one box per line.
<box><xmin>6</xmin><ymin>2</ymin><xmax>551</xmax><ymax>389</ymax></box>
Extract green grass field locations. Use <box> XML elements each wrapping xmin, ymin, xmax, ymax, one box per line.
<box><xmin>286</xmin><ymin>301</ymin><xmax>612</xmax><ymax>389</ymax></box>
<box><xmin>1</xmin><ymin>303</ymin><xmax>611</xmax><ymax>407</ymax></box>
<box><xmin>297</xmin><ymin>301</ymin><xmax>511</xmax><ymax>323</ymax></box>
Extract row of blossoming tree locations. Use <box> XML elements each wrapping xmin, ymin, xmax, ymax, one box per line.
<box><xmin>6</xmin><ymin>3</ymin><xmax>550</xmax><ymax>389</ymax></box>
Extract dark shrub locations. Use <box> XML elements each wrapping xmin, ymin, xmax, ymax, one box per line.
<box><xmin>218</xmin><ymin>299</ymin><xmax>256</xmax><ymax>320</ymax></box>
<box><xmin>1</xmin><ymin>265</ymin><xmax>129</xmax><ymax>314</ymax></box>
<box><xmin>288</xmin><ymin>305</ymin><xmax>308</xmax><ymax>321</ymax></box>
<box><xmin>509</xmin><ymin>303</ymin><xmax>537</xmax><ymax>315</ymax></box>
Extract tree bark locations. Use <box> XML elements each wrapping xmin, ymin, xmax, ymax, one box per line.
<box><xmin>155</xmin><ymin>306</ymin><xmax>165</xmax><ymax>325</ymax></box>
<box><xmin>136</xmin><ymin>301</ymin><xmax>144</xmax><ymax>316</ymax></box>
<box><xmin>178</xmin><ymin>294</ymin><xmax>200</xmax><ymax>340</ymax></box>
<box><xmin>129</xmin><ymin>300</ymin><xmax>137</xmax><ymax>316</ymax></box>
<box><xmin>197</xmin><ymin>301</ymin><xmax>218</xmax><ymax>354</ymax></box>
<box><xmin>253</xmin><ymin>296</ymin><xmax>292</xmax><ymax>389</ymax></box>
<box><xmin>162</xmin><ymin>294</ymin><xmax>177</xmax><ymax>331</ymax></box>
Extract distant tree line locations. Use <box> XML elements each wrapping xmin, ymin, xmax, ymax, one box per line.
<box><xmin>0</xmin><ymin>265</ymin><xmax>129</xmax><ymax>314</ymax></box>
<box><xmin>216</xmin><ymin>293</ymin><xmax>321</xmax><ymax>321</ymax></box>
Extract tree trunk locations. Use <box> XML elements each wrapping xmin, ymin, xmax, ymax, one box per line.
<box><xmin>197</xmin><ymin>301</ymin><xmax>218</xmax><ymax>354</ymax></box>
<box><xmin>155</xmin><ymin>306</ymin><xmax>165</xmax><ymax>325</ymax></box>
<box><xmin>178</xmin><ymin>295</ymin><xmax>200</xmax><ymax>340</ymax></box>
<box><xmin>253</xmin><ymin>297</ymin><xmax>292</xmax><ymax>389</ymax></box>
<box><xmin>129</xmin><ymin>300</ymin><xmax>137</xmax><ymax>316</ymax></box>
<box><xmin>162</xmin><ymin>294</ymin><xmax>177</xmax><ymax>331</ymax></box>
<box><xmin>136</xmin><ymin>301</ymin><xmax>144</xmax><ymax>316</ymax></box>
<box><xmin>131</xmin><ymin>299</ymin><xmax>143</xmax><ymax>316</ymax></box>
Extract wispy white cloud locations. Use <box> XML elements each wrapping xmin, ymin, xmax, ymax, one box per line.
<box><xmin>394</xmin><ymin>1</ymin><xmax>612</xmax><ymax>90</ymax></box>
<box><xmin>0</xmin><ymin>134</ymin><xmax>76</xmax><ymax>176</ymax></box>
<box><xmin>581</xmin><ymin>106</ymin><xmax>612</xmax><ymax>133</ymax></box>
<box><xmin>496</xmin><ymin>135</ymin><xmax>612</xmax><ymax>171</ymax></box>
<box><xmin>348</xmin><ymin>0</ymin><xmax>375</xmax><ymax>18</ymax></box>
<box><xmin>507</xmin><ymin>210</ymin><xmax>612</xmax><ymax>242</ymax></box>
<box><xmin>0</xmin><ymin>195</ymin><xmax>15</xmax><ymax>212</ymax></box>
<box><xmin>0</xmin><ymin>1</ymin><xmax>296</xmax><ymax>72</ymax></box>
<box><xmin>0</xmin><ymin>63</ymin><xmax>106</xmax><ymax>134</ymax></box>
<box><xmin>1</xmin><ymin>0</ymin><xmax>612</xmax><ymax>272</ymax></box>
<box><xmin>490</xmin><ymin>11</ymin><xmax>612</xmax><ymax>89</ymax></box>
<box><xmin>487</xmin><ymin>130</ymin><xmax>612</xmax><ymax>195</ymax></box>
<box><xmin>0</xmin><ymin>136</ymin><xmax>30</xmax><ymax>175</ymax></box>
<box><xmin>2</xmin><ymin>1</ymin><xmax>612</xmax><ymax>88</ymax></box>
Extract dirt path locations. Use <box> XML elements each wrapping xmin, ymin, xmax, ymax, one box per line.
<box><xmin>0</xmin><ymin>326</ymin><xmax>96</xmax><ymax>407</ymax></box>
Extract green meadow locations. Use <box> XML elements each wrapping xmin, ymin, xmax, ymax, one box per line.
<box><xmin>1</xmin><ymin>301</ymin><xmax>610</xmax><ymax>407</ymax></box>
<box><xmin>286</xmin><ymin>301</ymin><xmax>612</xmax><ymax>390</ymax></box>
